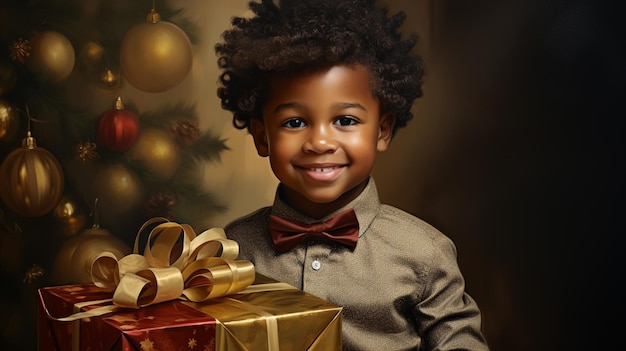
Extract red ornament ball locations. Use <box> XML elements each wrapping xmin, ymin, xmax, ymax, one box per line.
<box><xmin>96</xmin><ymin>96</ymin><xmax>140</xmax><ymax>152</ymax></box>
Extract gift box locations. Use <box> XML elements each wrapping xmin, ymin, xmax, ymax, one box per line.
<box><xmin>37</xmin><ymin>274</ymin><xmax>342</xmax><ymax>351</ymax></box>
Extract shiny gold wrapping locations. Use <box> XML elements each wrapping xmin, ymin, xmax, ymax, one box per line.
<box><xmin>187</xmin><ymin>276</ymin><xmax>342</xmax><ymax>351</ymax></box>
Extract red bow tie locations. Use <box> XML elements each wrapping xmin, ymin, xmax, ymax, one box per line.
<box><xmin>269</xmin><ymin>208</ymin><xmax>360</xmax><ymax>253</ymax></box>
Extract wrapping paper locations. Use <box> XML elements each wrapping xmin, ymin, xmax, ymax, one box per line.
<box><xmin>37</xmin><ymin>275</ymin><xmax>342</xmax><ymax>351</ymax></box>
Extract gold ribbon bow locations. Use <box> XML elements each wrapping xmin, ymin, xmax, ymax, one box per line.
<box><xmin>89</xmin><ymin>217</ymin><xmax>255</xmax><ymax>309</ymax></box>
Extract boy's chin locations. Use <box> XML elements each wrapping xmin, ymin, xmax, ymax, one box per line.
<box><xmin>282</xmin><ymin>181</ymin><xmax>368</xmax><ymax>215</ymax></box>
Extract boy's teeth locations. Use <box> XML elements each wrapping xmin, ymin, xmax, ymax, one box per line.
<box><xmin>311</xmin><ymin>167</ymin><xmax>332</xmax><ymax>172</ymax></box>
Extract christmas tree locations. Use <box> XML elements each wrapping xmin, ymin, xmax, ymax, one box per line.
<box><xmin>0</xmin><ymin>1</ymin><xmax>227</xmax><ymax>348</ymax></box>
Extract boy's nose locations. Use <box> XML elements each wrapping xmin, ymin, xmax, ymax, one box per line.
<box><xmin>303</xmin><ymin>126</ymin><xmax>337</xmax><ymax>153</ymax></box>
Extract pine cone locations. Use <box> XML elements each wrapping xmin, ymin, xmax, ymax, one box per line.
<box><xmin>145</xmin><ymin>192</ymin><xmax>176</xmax><ymax>220</ymax></box>
<box><xmin>171</xmin><ymin>119</ymin><xmax>200</xmax><ymax>147</ymax></box>
<box><xmin>75</xmin><ymin>140</ymin><xmax>99</xmax><ymax>163</ymax></box>
<box><xmin>10</xmin><ymin>38</ymin><xmax>31</xmax><ymax>64</ymax></box>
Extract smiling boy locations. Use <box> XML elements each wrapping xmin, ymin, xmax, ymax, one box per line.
<box><xmin>216</xmin><ymin>0</ymin><xmax>488</xmax><ymax>350</ymax></box>
<box><xmin>253</xmin><ymin>64</ymin><xmax>391</xmax><ymax>218</ymax></box>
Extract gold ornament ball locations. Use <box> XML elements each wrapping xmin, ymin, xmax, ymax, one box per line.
<box><xmin>120</xmin><ymin>11</ymin><xmax>192</xmax><ymax>92</ymax></box>
<box><xmin>90</xmin><ymin>163</ymin><xmax>143</xmax><ymax>221</ymax></box>
<box><xmin>0</xmin><ymin>134</ymin><xmax>64</xmax><ymax>217</ymax></box>
<box><xmin>77</xmin><ymin>40</ymin><xmax>104</xmax><ymax>72</ymax></box>
<box><xmin>127</xmin><ymin>128</ymin><xmax>181</xmax><ymax>183</ymax></box>
<box><xmin>0</xmin><ymin>99</ymin><xmax>20</xmax><ymax>145</ymax></box>
<box><xmin>53</xmin><ymin>194</ymin><xmax>88</xmax><ymax>236</ymax></box>
<box><xmin>75</xmin><ymin>40</ymin><xmax>103</xmax><ymax>80</ymax></box>
<box><xmin>27</xmin><ymin>31</ymin><xmax>76</xmax><ymax>83</ymax></box>
<box><xmin>52</xmin><ymin>226</ymin><xmax>131</xmax><ymax>284</ymax></box>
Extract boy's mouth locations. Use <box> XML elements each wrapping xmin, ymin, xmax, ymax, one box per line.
<box><xmin>296</xmin><ymin>164</ymin><xmax>345</xmax><ymax>180</ymax></box>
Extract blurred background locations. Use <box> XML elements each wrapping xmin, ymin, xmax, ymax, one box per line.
<box><xmin>0</xmin><ymin>0</ymin><xmax>623</xmax><ymax>350</ymax></box>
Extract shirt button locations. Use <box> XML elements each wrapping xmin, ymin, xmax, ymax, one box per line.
<box><xmin>311</xmin><ymin>260</ymin><xmax>321</xmax><ymax>271</ymax></box>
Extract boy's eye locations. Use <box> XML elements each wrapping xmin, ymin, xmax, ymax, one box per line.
<box><xmin>334</xmin><ymin>116</ymin><xmax>359</xmax><ymax>127</ymax></box>
<box><xmin>281</xmin><ymin>118</ymin><xmax>306</xmax><ymax>129</ymax></box>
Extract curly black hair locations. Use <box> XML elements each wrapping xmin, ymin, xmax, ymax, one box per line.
<box><xmin>215</xmin><ymin>0</ymin><xmax>424</xmax><ymax>135</ymax></box>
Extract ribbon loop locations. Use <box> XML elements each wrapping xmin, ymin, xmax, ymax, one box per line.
<box><xmin>90</xmin><ymin>217</ymin><xmax>255</xmax><ymax>309</ymax></box>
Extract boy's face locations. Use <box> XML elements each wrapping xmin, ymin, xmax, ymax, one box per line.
<box><xmin>250</xmin><ymin>64</ymin><xmax>394</xmax><ymax>217</ymax></box>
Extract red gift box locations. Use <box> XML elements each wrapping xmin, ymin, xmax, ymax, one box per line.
<box><xmin>37</xmin><ymin>276</ymin><xmax>342</xmax><ymax>351</ymax></box>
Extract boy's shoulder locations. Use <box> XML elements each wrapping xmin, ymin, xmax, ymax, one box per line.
<box><xmin>224</xmin><ymin>206</ymin><xmax>272</xmax><ymax>233</ymax></box>
<box><xmin>377</xmin><ymin>203</ymin><xmax>439</xmax><ymax>232</ymax></box>
<box><xmin>375</xmin><ymin>203</ymin><xmax>456</xmax><ymax>251</ymax></box>
<box><xmin>224</xmin><ymin>206</ymin><xmax>275</xmax><ymax>258</ymax></box>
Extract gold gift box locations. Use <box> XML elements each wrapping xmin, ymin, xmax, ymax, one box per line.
<box><xmin>192</xmin><ymin>274</ymin><xmax>342</xmax><ymax>350</ymax></box>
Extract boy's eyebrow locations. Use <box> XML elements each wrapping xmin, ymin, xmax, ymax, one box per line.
<box><xmin>335</xmin><ymin>102</ymin><xmax>367</xmax><ymax>111</ymax></box>
<box><xmin>273</xmin><ymin>102</ymin><xmax>302</xmax><ymax>113</ymax></box>
<box><xmin>273</xmin><ymin>101</ymin><xmax>367</xmax><ymax>112</ymax></box>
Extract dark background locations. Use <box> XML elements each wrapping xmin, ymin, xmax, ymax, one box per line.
<box><xmin>375</xmin><ymin>0</ymin><xmax>625</xmax><ymax>349</ymax></box>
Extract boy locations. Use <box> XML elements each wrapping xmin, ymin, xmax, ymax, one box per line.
<box><xmin>216</xmin><ymin>0</ymin><xmax>488</xmax><ymax>349</ymax></box>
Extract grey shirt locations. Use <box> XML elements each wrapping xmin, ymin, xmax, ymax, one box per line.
<box><xmin>225</xmin><ymin>177</ymin><xmax>488</xmax><ymax>351</ymax></box>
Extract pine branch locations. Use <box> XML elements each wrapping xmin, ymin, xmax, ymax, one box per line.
<box><xmin>182</xmin><ymin>131</ymin><xmax>230</xmax><ymax>163</ymax></box>
<box><xmin>139</xmin><ymin>103</ymin><xmax>198</xmax><ymax>130</ymax></box>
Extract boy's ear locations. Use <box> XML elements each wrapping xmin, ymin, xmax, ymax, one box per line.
<box><xmin>377</xmin><ymin>112</ymin><xmax>395</xmax><ymax>152</ymax></box>
<box><xmin>249</xmin><ymin>118</ymin><xmax>269</xmax><ymax>157</ymax></box>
